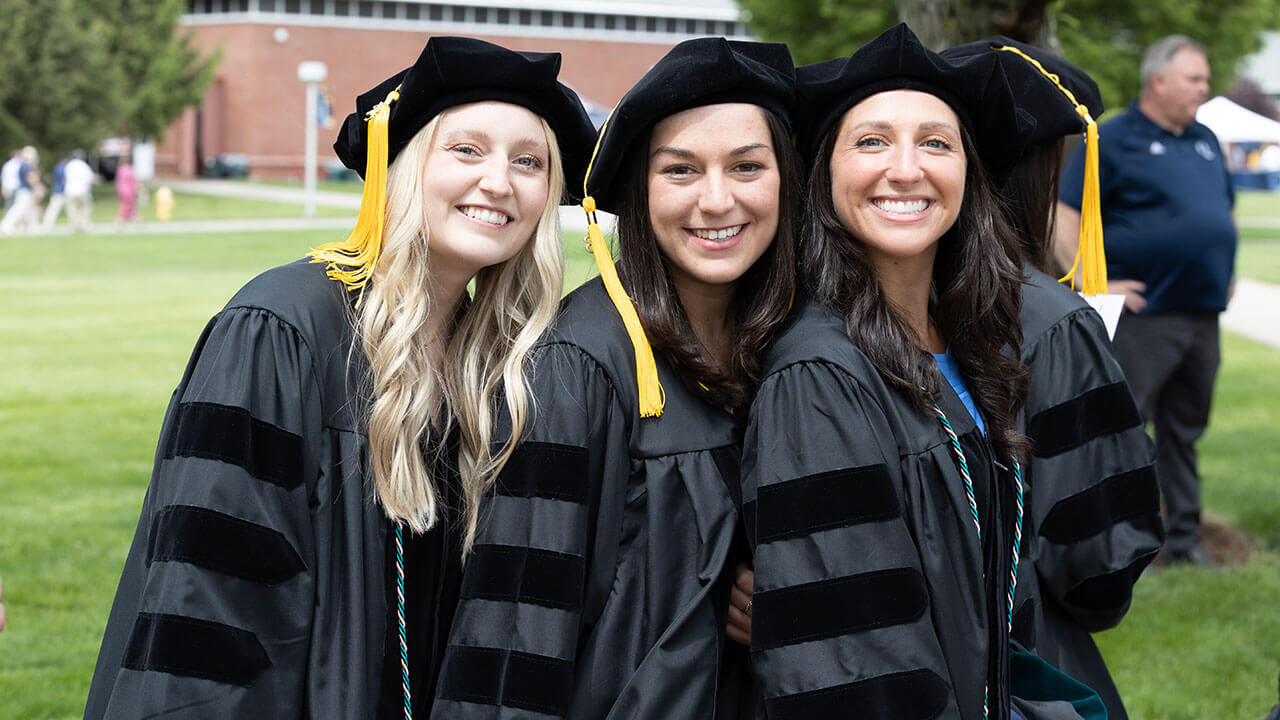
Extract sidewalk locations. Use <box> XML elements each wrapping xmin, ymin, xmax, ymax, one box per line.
<box><xmin>1222</xmin><ymin>278</ymin><xmax>1280</xmax><ymax>351</ymax></box>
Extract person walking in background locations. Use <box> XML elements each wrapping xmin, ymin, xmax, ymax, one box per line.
<box><xmin>1054</xmin><ymin>35</ymin><xmax>1237</xmax><ymax>568</ymax></box>
<box><xmin>40</xmin><ymin>155</ymin><xmax>69</xmax><ymax>232</ymax></box>
<box><xmin>61</xmin><ymin>151</ymin><xmax>96</xmax><ymax>232</ymax></box>
<box><xmin>0</xmin><ymin>146</ymin><xmax>44</xmax><ymax>234</ymax></box>
<box><xmin>113</xmin><ymin>160</ymin><xmax>139</xmax><ymax>224</ymax></box>
<box><xmin>2</xmin><ymin>150</ymin><xmax>22</xmax><ymax>209</ymax></box>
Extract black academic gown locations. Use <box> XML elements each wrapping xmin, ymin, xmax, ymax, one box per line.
<box><xmin>84</xmin><ymin>259</ymin><xmax>463</xmax><ymax>720</ymax></box>
<box><xmin>1013</xmin><ymin>269</ymin><xmax>1165</xmax><ymax>720</ymax></box>
<box><xmin>742</xmin><ymin>301</ymin><xmax>1019</xmax><ymax>720</ymax></box>
<box><xmin>431</xmin><ymin>277</ymin><xmax>747</xmax><ymax>720</ymax></box>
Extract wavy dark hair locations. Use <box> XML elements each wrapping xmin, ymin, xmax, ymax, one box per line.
<box><xmin>801</xmin><ymin>120</ymin><xmax>1029</xmax><ymax>459</ymax></box>
<box><xmin>614</xmin><ymin>107</ymin><xmax>802</xmax><ymax>414</ymax></box>
<box><xmin>996</xmin><ymin>138</ymin><xmax>1065</xmax><ymax>276</ymax></box>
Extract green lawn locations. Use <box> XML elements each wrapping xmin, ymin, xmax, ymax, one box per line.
<box><xmin>0</xmin><ymin>228</ymin><xmax>1276</xmax><ymax>718</ymax></box>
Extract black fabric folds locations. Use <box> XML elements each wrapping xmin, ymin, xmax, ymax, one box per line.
<box><xmin>163</xmin><ymin>401</ymin><xmax>304</xmax><ymax>489</ymax></box>
<box><xmin>459</xmin><ymin>544</ymin><xmax>586</xmax><ymax>611</ymax></box>
<box><xmin>754</xmin><ymin>464</ymin><xmax>899</xmax><ymax>543</ymax></box>
<box><xmin>1038</xmin><ymin>466</ymin><xmax>1160</xmax><ymax>544</ymax></box>
<box><xmin>494</xmin><ymin>441</ymin><xmax>590</xmax><ymax>503</ymax></box>
<box><xmin>437</xmin><ymin>646</ymin><xmax>575</xmax><ymax>716</ymax></box>
<box><xmin>123</xmin><ymin>612</ymin><xmax>270</xmax><ymax>686</ymax></box>
<box><xmin>765</xmin><ymin>669</ymin><xmax>950</xmax><ymax>720</ymax></box>
<box><xmin>1028</xmin><ymin>382</ymin><xmax>1144</xmax><ymax>458</ymax></box>
<box><xmin>146</xmin><ymin>505</ymin><xmax>305</xmax><ymax>585</ymax></box>
<box><xmin>752</xmin><ymin>568</ymin><xmax>930</xmax><ymax>650</ymax></box>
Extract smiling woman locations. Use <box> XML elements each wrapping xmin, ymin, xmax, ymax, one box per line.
<box><xmin>429</xmin><ymin>37</ymin><xmax>801</xmax><ymax>720</ymax></box>
<box><xmin>83</xmin><ymin>36</ymin><xmax>596</xmax><ymax>720</ymax></box>
<box><xmin>741</xmin><ymin>24</ymin><xmax>1076</xmax><ymax>720</ymax></box>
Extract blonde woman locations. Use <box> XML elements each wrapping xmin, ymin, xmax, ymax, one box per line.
<box><xmin>85</xmin><ymin>37</ymin><xmax>595</xmax><ymax>719</ymax></box>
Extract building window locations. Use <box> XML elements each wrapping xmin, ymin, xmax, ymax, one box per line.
<box><xmin>358</xmin><ymin>1</ymin><xmax>373</xmax><ymax>17</ymax></box>
<box><xmin>452</xmin><ymin>6</ymin><xmax>466</xmax><ymax>22</ymax></box>
<box><xmin>428</xmin><ymin>4</ymin><xmax>442</xmax><ymax>20</ymax></box>
<box><xmin>284</xmin><ymin>0</ymin><xmax>299</xmax><ymax>12</ymax></box>
<box><xmin>475</xmin><ymin>7</ymin><xmax>487</xmax><ymax>22</ymax></box>
<box><xmin>497</xmin><ymin>8</ymin><xmax>509</xmax><ymax>23</ymax></box>
<box><xmin>259</xmin><ymin>0</ymin><xmax>274</xmax><ymax>11</ymax></box>
<box><xmin>519</xmin><ymin>9</ymin><xmax>532</xmax><ymax>25</ymax></box>
<box><xmin>382</xmin><ymin>2</ymin><xmax>397</xmax><ymax>18</ymax></box>
<box><xmin>308</xmin><ymin>0</ymin><xmax>324</xmax><ymax>15</ymax></box>
<box><xmin>334</xmin><ymin>0</ymin><xmax>349</xmax><ymax>15</ymax></box>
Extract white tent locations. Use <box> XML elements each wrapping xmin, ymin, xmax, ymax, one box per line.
<box><xmin>1196</xmin><ymin>96</ymin><xmax>1280</xmax><ymax>143</ymax></box>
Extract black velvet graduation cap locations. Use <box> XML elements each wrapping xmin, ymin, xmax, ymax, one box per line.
<box><xmin>316</xmin><ymin>36</ymin><xmax>596</xmax><ymax>293</ymax></box>
<box><xmin>942</xmin><ymin>36</ymin><xmax>1104</xmax><ymax>149</ymax></box>
<box><xmin>333</xmin><ymin>35</ymin><xmax>596</xmax><ymax>195</ymax></box>
<box><xmin>584</xmin><ymin>37</ymin><xmax>797</xmax><ymax>213</ymax></box>
<box><xmin>943</xmin><ymin>36</ymin><xmax>1110</xmax><ymax>295</ymax></box>
<box><xmin>579</xmin><ymin>37</ymin><xmax>797</xmax><ymax>419</ymax></box>
<box><xmin>796</xmin><ymin>23</ymin><xmax>1025</xmax><ymax>174</ymax></box>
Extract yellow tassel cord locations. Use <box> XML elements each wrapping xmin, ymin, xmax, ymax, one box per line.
<box><xmin>583</xmin><ymin>196</ymin><xmax>665</xmax><ymax>417</ymax></box>
<box><xmin>308</xmin><ymin>86</ymin><xmax>401</xmax><ymax>293</ymax></box>
<box><xmin>994</xmin><ymin>45</ymin><xmax>1108</xmax><ymax>296</ymax></box>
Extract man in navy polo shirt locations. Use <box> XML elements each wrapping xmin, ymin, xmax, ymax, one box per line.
<box><xmin>1054</xmin><ymin>35</ymin><xmax>1236</xmax><ymax>567</ymax></box>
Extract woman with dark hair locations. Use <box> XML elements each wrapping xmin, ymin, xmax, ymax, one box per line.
<box><xmin>941</xmin><ymin>38</ymin><xmax>1165</xmax><ymax>720</ymax></box>
<box><xmin>430</xmin><ymin>38</ymin><xmax>800</xmax><ymax>719</ymax></box>
<box><xmin>742</xmin><ymin>24</ymin><xmax>1041</xmax><ymax>720</ymax></box>
<box><xmin>84</xmin><ymin>37</ymin><xmax>596</xmax><ymax>719</ymax></box>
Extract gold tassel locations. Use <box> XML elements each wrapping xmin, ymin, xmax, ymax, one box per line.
<box><xmin>1060</xmin><ymin>114</ymin><xmax>1108</xmax><ymax>295</ymax></box>
<box><xmin>583</xmin><ymin>195</ymin><xmax>665</xmax><ymax>417</ymax></box>
<box><xmin>309</xmin><ymin>86</ymin><xmax>401</xmax><ymax>294</ymax></box>
<box><xmin>994</xmin><ymin>45</ymin><xmax>1109</xmax><ymax>296</ymax></box>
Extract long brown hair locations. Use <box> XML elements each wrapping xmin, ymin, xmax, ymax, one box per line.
<box><xmin>997</xmin><ymin>138</ymin><xmax>1065</xmax><ymax>275</ymax></box>
<box><xmin>802</xmin><ymin>122</ymin><xmax>1029</xmax><ymax>459</ymax></box>
<box><xmin>615</xmin><ymin>107</ymin><xmax>802</xmax><ymax>413</ymax></box>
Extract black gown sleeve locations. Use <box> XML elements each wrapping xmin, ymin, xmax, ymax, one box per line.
<box><xmin>431</xmin><ymin>341</ymin><xmax>625</xmax><ymax>720</ymax></box>
<box><xmin>85</xmin><ymin>306</ymin><xmax>325</xmax><ymax>719</ymax></box>
<box><xmin>1023</xmin><ymin>306</ymin><xmax>1164</xmax><ymax>631</ymax></box>
<box><xmin>742</xmin><ymin>360</ymin><xmax>962</xmax><ymax>720</ymax></box>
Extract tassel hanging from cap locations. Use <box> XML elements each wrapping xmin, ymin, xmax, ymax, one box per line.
<box><xmin>993</xmin><ymin>45</ymin><xmax>1108</xmax><ymax>296</ymax></box>
<box><xmin>1061</xmin><ymin>112</ymin><xmax>1108</xmax><ymax>295</ymax></box>
<box><xmin>309</xmin><ymin>86</ymin><xmax>402</xmax><ymax>294</ymax></box>
<box><xmin>582</xmin><ymin>195</ymin><xmax>665</xmax><ymax>417</ymax></box>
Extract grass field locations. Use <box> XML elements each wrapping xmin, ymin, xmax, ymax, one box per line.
<box><xmin>1</xmin><ymin>202</ymin><xmax>1278</xmax><ymax>716</ymax></box>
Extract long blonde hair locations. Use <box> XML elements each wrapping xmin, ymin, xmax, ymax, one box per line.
<box><xmin>358</xmin><ymin>111</ymin><xmax>565</xmax><ymax>552</ymax></box>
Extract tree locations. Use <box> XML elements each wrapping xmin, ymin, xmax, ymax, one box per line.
<box><xmin>0</xmin><ymin>0</ymin><xmax>216</xmax><ymax>164</ymax></box>
<box><xmin>81</xmin><ymin>0</ymin><xmax>219</xmax><ymax>140</ymax></box>
<box><xmin>1227</xmin><ymin>76</ymin><xmax>1279</xmax><ymax>120</ymax></box>
<box><xmin>0</xmin><ymin>0</ymin><xmax>126</xmax><ymax>160</ymax></box>
<box><xmin>737</xmin><ymin>0</ymin><xmax>1280</xmax><ymax>110</ymax></box>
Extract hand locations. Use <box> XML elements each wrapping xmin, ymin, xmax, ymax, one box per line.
<box><xmin>726</xmin><ymin>562</ymin><xmax>754</xmax><ymax>646</ymax></box>
<box><xmin>1108</xmin><ymin>279</ymin><xmax>1147</xmax><ymax>313</ymax></box>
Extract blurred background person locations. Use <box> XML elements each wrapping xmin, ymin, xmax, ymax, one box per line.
<box><xmin>40</xmin><ymin>154</ymin><xmax>69</xmax><ymax>232</ymax></box>
<box><xmin>2</xmin><ymin>149</ymin><xmax>21</xmax><ymax>210</ymax></box>
<box><xmin>113</xmin><ymin>159</ymin><xmax>139</xmax><ymax>224</ymax></box>
<box><xmin>61</xmin><ymin>151</ymin><xmax>96</xmax><ymax>232</ymax></box>
<box><xmin>1054</xmin><ymin>35</ymin><xmax>1236</xmax><ymax>568</ymax></box>
<box><xmin>0</xmin><ymin>146</ymin><xmax>44</xmax><ymax>234</ymax></box>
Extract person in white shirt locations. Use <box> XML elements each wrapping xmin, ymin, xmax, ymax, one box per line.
<box><xmin>45</xmin><ymin>152</ymin><xmax>95</xmax><ymax>232</ymax></box>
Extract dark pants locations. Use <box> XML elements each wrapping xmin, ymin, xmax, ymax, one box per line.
<box><xmin>1112</xmin><ymin>310</ymin><xmax>1220</xmax><ymax>555</ymax></box>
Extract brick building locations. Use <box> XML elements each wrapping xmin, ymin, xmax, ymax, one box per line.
<box><xmin>158</xmin><ymin>0</ymin><xmax>749</xmax><ymax>179</ymax></box>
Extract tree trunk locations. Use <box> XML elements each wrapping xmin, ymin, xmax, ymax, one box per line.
<box><xmin>900</xmin><ymin>0</ymin><xmax>1061</xmax><ymax>52</ymax></box>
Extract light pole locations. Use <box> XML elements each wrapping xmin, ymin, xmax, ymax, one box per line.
<box><xmin>297</xmin><ymin>61</ymin><xmax>328</xmax><ymax>218</ymax></box>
